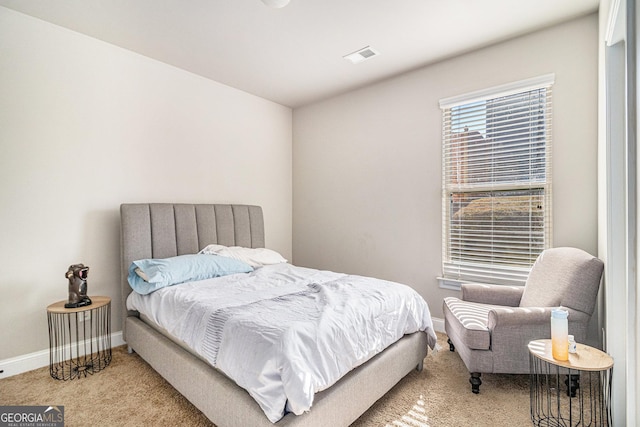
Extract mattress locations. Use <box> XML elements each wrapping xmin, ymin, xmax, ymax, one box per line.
<box><xmin>127</xmin><ymin>262</ymin><xmax>436</xmax><ymax>422</ymax></box>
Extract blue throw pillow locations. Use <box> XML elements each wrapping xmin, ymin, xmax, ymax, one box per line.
<box><xmin>128</xmin><ymin>254</ymin><xmax>253</xmax><ymax>295</ymax></box>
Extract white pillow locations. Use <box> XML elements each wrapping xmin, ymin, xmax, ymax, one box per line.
<box><xmin>198</xmin><ymin>244</ymin><xmax>288</xmax><ymax>268</ymax></box>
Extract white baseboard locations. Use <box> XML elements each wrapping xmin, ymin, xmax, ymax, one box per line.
<box><xmin>0</xmin><ymin>331</ymin><xmax>125</xmax><ymax>379</ymax></box>
<box><xmin>432</xmin><ymin>317</ymin><xmax>445</xmax><ymax>333</ymax></box>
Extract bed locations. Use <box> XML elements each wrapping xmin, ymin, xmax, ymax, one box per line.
<box><xmin>120</xmin><ymin>203</ymin><xmax>436</xmax><ymax>426</ymax></box>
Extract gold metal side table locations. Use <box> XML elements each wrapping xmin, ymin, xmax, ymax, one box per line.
<box><xmin>528</xmin><ymin>339</ymin><xmax>613</xmax><ymax>427</ymax></box>
<box><xmin>47</xmin><ymin>295</ymin><xmax>112</xmax><ymax>380</ymax></box>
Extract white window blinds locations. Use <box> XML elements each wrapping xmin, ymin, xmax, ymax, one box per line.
<box><xmin>439</xmin><ymin>75</ymin><xmax>554</xmax><ymax>286</ymax></box>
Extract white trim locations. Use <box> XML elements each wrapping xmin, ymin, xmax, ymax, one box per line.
<box><xmin>437</xmin><ymin>277</ymin><xmax>462</xmax><ymax>291</ymax></box>
<box><xmin>606</xmin><ymin>0</ymin><xmax>625</xmax><ymax>46</ymax></box>
<box><xmin>0</xmin><ymin>331</ymin><xmax>125</xmax><ymax>378</ymax></box>
<box><xmin>438</xmin><ymin>73</ymin><xmax>555</xmax><ymax>108</ymax></box>
<box><xmin>629</xmin><ymin>1</ymin><xmax>639</xmax><ymax>422</ymax></box>
<box><xmin>431</xmin><ymin>317</ymin><xmax>445</xmax><ymax>334</ymax></box>
<box><xmin>602</xmin><ymin>1</ymin><xmax>639</xmax><ymax>424</ymax></box>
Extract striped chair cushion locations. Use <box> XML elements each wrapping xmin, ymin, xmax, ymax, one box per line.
<box><xmin>443</xmin><ymin>297</ymin><xmax>498</xmax><ymax>350</ymax></box>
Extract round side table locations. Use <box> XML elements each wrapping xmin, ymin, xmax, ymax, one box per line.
<box><xmin>528</xmin><ymin>339</ymin><xmax>613</xmax><ymax>427</ymax></box>
<box><xmin>47</xmin><ymin>295</ymin><xmax>112</xmax><ymax>380</ymax></box>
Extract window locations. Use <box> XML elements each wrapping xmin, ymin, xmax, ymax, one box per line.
<box><xmin>439</xmin><ymin>75</ymin><xmax>554</xmax><ymax>286</ymax></box>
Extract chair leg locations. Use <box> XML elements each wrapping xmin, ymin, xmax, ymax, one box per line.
<box><xmin>469</xmin><ymin>372</ymin><xmax>482</xmax><ymax>394</ymax></box>
<box><xmin>447</xmin><ymin>338</ymin><xmax>455</xmax><ymax>352</ymax></box>
<box><xmin>565</xmin><ymin>374</ymin><xmax>580</xmax><ymax>398</ymax></box>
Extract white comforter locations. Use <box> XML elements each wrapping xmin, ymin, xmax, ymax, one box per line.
<box><xmin>127</xmin><ymin>263</ymin><xmax>437</xmax><ymax>423</ymax></box>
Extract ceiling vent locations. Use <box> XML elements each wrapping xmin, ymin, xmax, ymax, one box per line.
<box><xmin>343</xmin><ymin>46</ymin><xmax>380</xmax><ymax>64</ymax></box>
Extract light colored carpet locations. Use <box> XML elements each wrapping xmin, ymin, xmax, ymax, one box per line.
<box><xmin>0</xmin><ymin>333</ymin><xmax>531</xmax><ymax>426</ymax></box>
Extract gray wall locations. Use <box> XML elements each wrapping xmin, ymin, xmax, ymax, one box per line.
<box><xmin>0</xmin><ymin>6</ymin><xmax>599</xmax><ymax>363</ymax></box>
<box><xmin>293</xmin><ymin>14</ymin><xmax>598</xmax><ymax>322</ymax></box>
<box><xmin>0</xmin><ymin>6</ymin><xmax>292</xmax><ymax>360</ymax></box>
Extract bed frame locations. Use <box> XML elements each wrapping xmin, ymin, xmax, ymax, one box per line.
<box><xmin>120</xmin><ymin>203</ymin><xmax>429</xmax><ymax>426</ymax></box>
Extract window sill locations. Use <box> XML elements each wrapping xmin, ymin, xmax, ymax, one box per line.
<box><xmin>437</xmin><ymin>277</ymin><xmax>462</xmax><ymax>291</ymax></box>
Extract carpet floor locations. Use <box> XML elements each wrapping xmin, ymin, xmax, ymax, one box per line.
<box><xmin>0</xmin><ymin>332</ymin><xmax>531</xmax><ymax>426</ymax></box>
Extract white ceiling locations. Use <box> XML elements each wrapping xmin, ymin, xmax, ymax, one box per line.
<box><xmin>0</xmin><ymin>0</ymin><xmax>599</xmax><ymax>108</ymax></box>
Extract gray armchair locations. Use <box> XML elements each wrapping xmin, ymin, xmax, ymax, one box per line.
<box><xmin>443</xmin><ymin>247</ymin><xmax>604</xmax><ymax>393</ymax></box>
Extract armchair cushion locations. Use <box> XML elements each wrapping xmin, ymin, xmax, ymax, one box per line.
<box><xmin>443</xmin><ymin>297</ymin><xmax>501</xmax><ymax>350</ymax></box>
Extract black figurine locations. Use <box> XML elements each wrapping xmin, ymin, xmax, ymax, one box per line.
<box><xmin>64</xmin><ymin>264</ymin><xmax>92</xmax><ymax>308</ymax></box>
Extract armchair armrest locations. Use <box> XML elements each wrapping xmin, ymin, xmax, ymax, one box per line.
<box><xmin>487</xmin><ymin>307</ymin><xmax>588</xmax><ymax>329</ymax></box>
<box><xmin>462</xmin><ymin>283</ymin><xmax>524</xmax><ymax>307</ymax></box>
<box><xmin>487</xmin><ymin>306</ymin><xmax>554</xmax><ymax>328</ymax></box>
<box><xmin>484</xmin><ymin>307</ymin><xmax>591</xmax><ymax>374</ymax></box>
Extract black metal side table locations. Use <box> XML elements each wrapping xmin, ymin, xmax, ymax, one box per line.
<box><xmin>528</xmin><ymin>339</ymin><xmax>613</xmax><ymax>426</ymax></box>
<box><xmin>47</xmin><ymin>295</ymin><xmax>112</xmax><ymax>380</ymax></box>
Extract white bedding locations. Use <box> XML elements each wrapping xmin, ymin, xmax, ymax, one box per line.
<box><xmin>126</xmin><ymin>263</ymin><xmax>437</xmax><ymax>423</ymax></box>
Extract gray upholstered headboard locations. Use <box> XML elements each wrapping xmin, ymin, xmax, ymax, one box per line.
<box><xmin>120</xmin><ymin>203</ymin><xmax>265</xmax><ymax>339</ymax></box>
